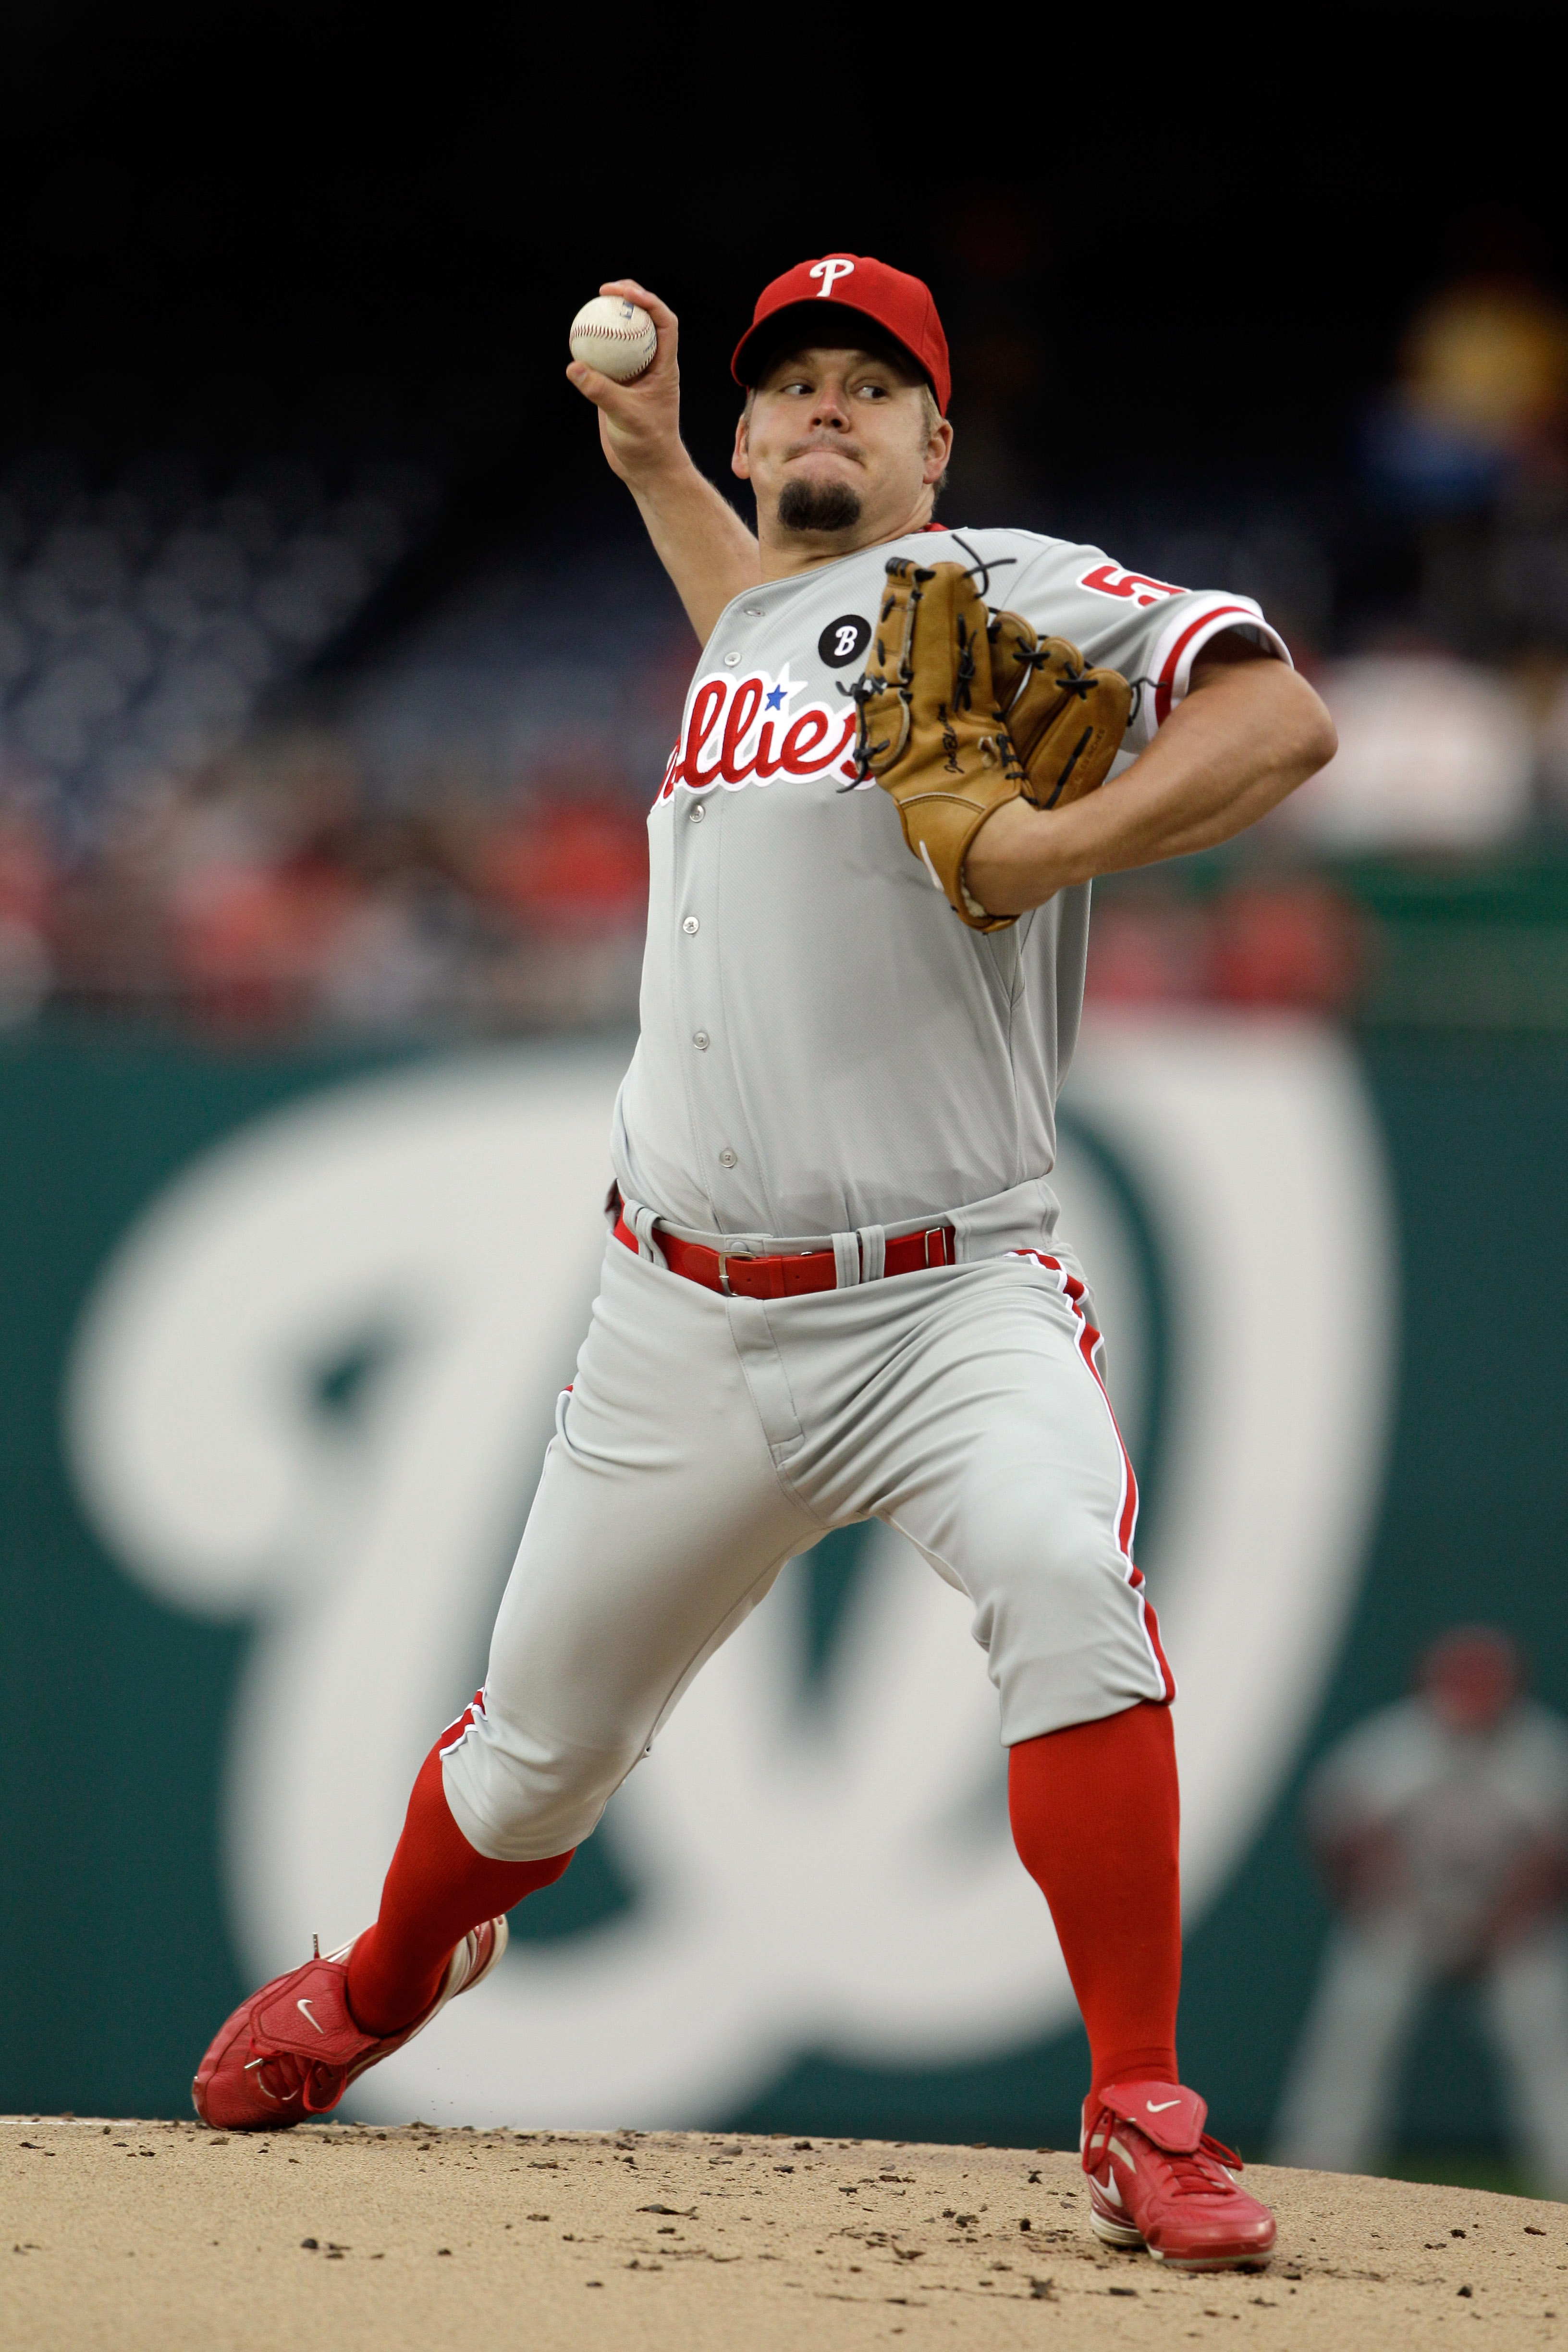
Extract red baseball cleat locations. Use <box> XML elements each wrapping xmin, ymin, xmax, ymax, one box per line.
<box><xmin>1080</xmin><ymin>2081</ymin><xmax>1276</xmax><ymax>2271</ymax></box>
<box><xmin>192</xmin><ymin>1917</ymin><xmax>508</xmax><ymax>2131</ymax></box>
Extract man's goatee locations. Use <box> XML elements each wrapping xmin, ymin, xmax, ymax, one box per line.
<box><xmin>778</xmin><ymin>480</ymin><xmax>862</xmax><ymax>533</ymax></box>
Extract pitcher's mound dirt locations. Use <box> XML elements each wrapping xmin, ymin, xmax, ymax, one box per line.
<box><xmin>5</xmin><ymin>2118</ymin><xmax>1563</xmax><ymax>2349</ymax></box>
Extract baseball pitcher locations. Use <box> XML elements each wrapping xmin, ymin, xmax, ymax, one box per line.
<box><xmin>194</xmin><ymin>253</ymin><xmax>1338</xmax><ymax>2273</ymax></box>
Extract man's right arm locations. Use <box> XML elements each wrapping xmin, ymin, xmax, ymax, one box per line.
<box><xmin>567</xmin><ymin>279</ymin><xmax>760</xmax><ymax>645</ymax></box>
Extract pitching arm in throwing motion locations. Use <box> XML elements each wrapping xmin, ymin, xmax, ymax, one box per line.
<box><xmin>567</xmin><ymin>277</ymin><xmax>761</xmax><ymax>644</ymax></box>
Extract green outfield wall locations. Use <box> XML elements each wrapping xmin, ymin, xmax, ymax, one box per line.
<box><xmin>2</xmin><ymin>1016</ymin><xmax>1566</xmax><ymax>2170</ymax></box>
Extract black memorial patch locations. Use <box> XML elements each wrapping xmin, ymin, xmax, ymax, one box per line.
<box><xmin>818</xmin><ymin>613</ymin><xmax>871</xmax><ymax>668</ymax></box>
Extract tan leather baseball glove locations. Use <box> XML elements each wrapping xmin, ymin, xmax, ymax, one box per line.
<box><xmin>988</xmin><ymin>606</ymin><xmax>1133</xmax><ymax>813</ymax></box>
<box><xmin>850</xmin><ymin>558</ymin><xmax>1132</xmax><ymax>932</ymax></box>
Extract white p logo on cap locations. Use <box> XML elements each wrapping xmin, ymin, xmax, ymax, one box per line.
<box><xmin>809</xmin><ymin>257</ymin><xmax>855</xmax><ymax>298</ymax></box>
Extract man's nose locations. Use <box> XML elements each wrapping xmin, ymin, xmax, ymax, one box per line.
<box><xmin>808</xmin><ymin>385</ymin><xmax>852</xmax><ymax>429</ymax></box>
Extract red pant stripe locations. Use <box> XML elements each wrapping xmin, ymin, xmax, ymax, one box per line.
<box><xmin>437</xmin><ymin>1688</ymin><xmax>487</xmax><ymax>1757</ymax></box>
<box><xmin>1011</xmin><ymin>1251</ymin><xmax>1175</xmax><ymax>1701</ymax></box>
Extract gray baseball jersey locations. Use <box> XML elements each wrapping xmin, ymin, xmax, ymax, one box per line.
<box><xmin>612</xmin><ymin>525</ymin><xmax>1288</xmax><ymax>1244</ymax></box>
<box><xmin>1305</xmin><ymin>1695</ymin><xmax>1568</xmax><ymax>1951</ymax></box>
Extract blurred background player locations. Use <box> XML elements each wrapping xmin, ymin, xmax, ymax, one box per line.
<box><xmin>1274</xmin><ymin>1627</ymin><xmax>1568</xmax><ymax>2191</ymax></box>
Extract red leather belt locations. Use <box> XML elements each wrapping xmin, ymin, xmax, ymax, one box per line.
<box><xmin>613</xmin><ymin>1213</ymin><xmax>953</xmax><ymax>1299</ymax></box>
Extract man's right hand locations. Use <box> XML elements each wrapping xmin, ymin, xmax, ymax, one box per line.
<box><xmin>567</xmin><ymin>278</ymin><xmax>684</xmax><ymax>490</ymax></box>
<box><xmin>565</xmin><ymin>275</ymin><xmax>761</xmax><ymax>643</ymax></box>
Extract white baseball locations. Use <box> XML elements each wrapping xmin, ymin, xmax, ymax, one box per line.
<box><xmin>569</xmin><ymin>295</ymin><xmax>657</xmax><ymax>383</ymax></box>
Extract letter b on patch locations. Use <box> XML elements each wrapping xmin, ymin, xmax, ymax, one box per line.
<box><xmin>819</xmin><ymin>614</ymin><xmax>870</xmax><ymax>668</ymax></box>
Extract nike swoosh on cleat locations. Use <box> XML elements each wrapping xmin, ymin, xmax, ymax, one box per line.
<box><xmin>297</xmin><ymin>1998</ymin><xmax>327</xmax><ymax>2034</ymax></box>
<box><xmin>1146</xmin><ymin>2098</ymin><xmax>1180</xmax><ymax>2112</ymax></box>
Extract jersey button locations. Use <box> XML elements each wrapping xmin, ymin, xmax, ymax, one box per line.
<box><xmin>681</xmin><ymin>915</ymin><xmax>699</xmax><ymax>935</ymax></box>
<box><xmin>722</xmin><ymin>650</ymin><xmax>741</xmax><ymax>667</ymax></box>
<box><xmin>692</xmin><ymin>1030</ymin><xmax>710</xmax><ymax>1050</ymax></box>
<box><xmin>743</xmin><ymin>605</ymin><xmax>764</xmax><ymax>617</ymax></box>
<box><xmin>688</xmin><ymin>803</ymin><xmax>706</xmax><ymax>823</ymax></box>
<box><xmin>718</xmin><ymin>1148</ymin><xmax>738</xmax><ymax>1169</ymax></box>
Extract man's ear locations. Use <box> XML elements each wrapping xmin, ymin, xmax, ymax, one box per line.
<box><xmin>924</xmin><ymin>417</ymin><xmax>954</xmax><ymax>489</ymax></box>
<box><xmin>732</xmin><ymin>413</ymin><xmax>752</xmax><ymax>483</ymax></box>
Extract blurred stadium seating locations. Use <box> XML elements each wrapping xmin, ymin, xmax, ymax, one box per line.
<box><xmin>4</xmin><ymin>239</ymin><xmax>1568</xmax><ymax>1040</ymax></box>
<box><xmin>0</xmin><ymin>483</ymin><xmax>667</xmax><ymax>1031</ymax></box>
<box><xmin>4</xmin><ymin>450</ymin><xmax>1568</xmax><ymax>1039</ymax></box>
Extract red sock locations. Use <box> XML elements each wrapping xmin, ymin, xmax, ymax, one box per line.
<box><xmin>346</xmin><ymin>1727</ymin><xmax>573</xmax><ymax>2037</ymax></box>
<box><xmin>1008</xmin><ymin>1700</ymin><xmax>1181</xmax><ymax>2100</ymax></box>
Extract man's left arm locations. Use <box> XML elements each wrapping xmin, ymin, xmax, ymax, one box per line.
<box><xmin>966</xmin><ymin>635</ymin><xmax>1336</xmax><ymax>917</ymax></box>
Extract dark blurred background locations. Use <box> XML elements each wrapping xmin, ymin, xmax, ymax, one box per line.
<box><xmin>7</xmin><ymin>3</ymin><xmax>1568</xmax><ymax>2192</ymax></box>
<box><xmin>3</xmin><ymin>4</ymin><xmax>1568</xmax><ymax>1036</ymax></box>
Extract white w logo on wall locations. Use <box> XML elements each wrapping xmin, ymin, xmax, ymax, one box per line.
<box><xmin>64</xmin><ymin>1018</ymin><xmax>1395</xmax><ymax>2126</ymax></box>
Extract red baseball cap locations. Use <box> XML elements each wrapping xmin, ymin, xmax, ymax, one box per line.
<box><xmin>731</xmin><ymin>254</ymin><xmax>951</xmax><ymax>415</ymax></box>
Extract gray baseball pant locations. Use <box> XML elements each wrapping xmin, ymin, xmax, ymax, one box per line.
<box><xmin>441</xmin><ymin>1236</ymin><xmax>1173</xmax><ymax>1862</ymax></box>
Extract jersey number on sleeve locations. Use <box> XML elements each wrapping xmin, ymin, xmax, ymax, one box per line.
<box><xmin>1078</xmin><ymin>563</ymin><xmax>1184</xmax><ymax>609</ymax></box>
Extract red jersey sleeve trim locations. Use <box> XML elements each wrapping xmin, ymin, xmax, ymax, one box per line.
<box><xmin>1148</xmin><ymin>600</ymin><xmax>1292</xmax><ymax>733</ymax></box>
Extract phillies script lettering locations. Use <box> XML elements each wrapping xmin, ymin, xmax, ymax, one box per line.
<box><xmin>658</xmin><ymin>666</ymin><xmax>861</xmax><ymax>800</ymax></box>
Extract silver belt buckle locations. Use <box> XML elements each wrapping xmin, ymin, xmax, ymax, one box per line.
<box><xmin>716</xmin><ymin>1253</ymin><xmax>733</xmax><ymax>1297</ymax></box>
